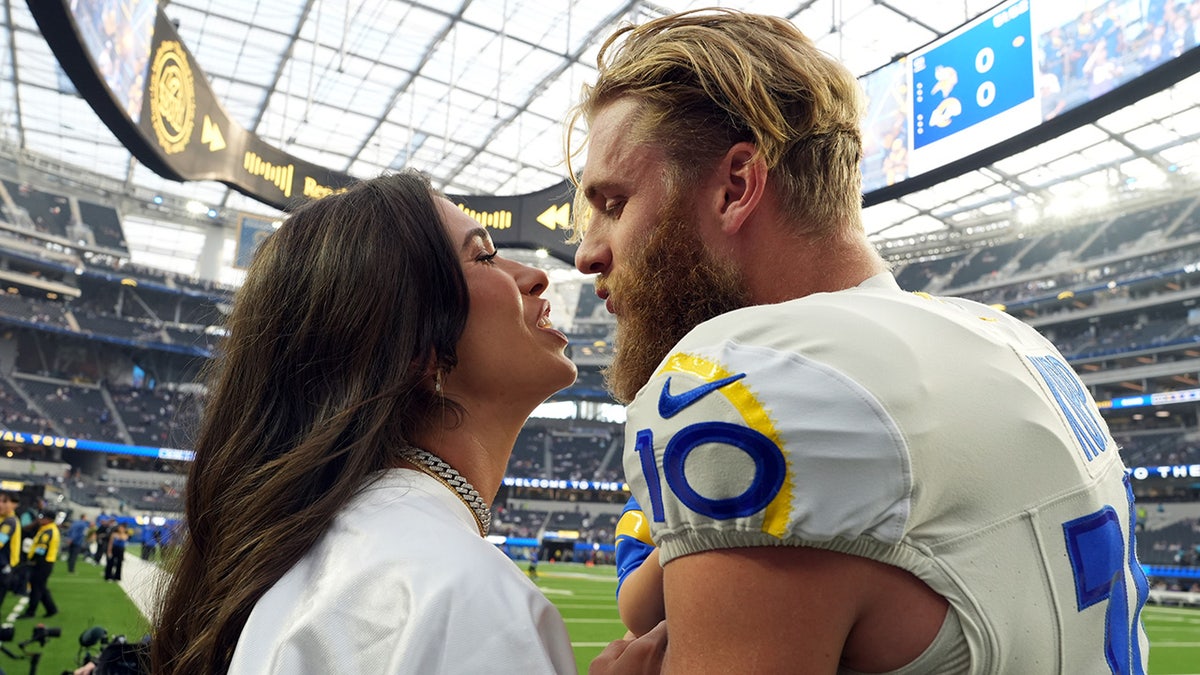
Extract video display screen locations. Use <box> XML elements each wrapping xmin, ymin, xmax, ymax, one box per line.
<box><xmin>860</xmin><ymin>0</ymin><xmax>1200</xmax><ymax>194</ymax></box>
<box><xmin>68</xmin><ymin>0</ymin><xmax>157</xmax><ymax>123</ymax></box>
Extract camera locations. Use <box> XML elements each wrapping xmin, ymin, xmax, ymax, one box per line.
<box><xmin>72</xmin><ymin>627</ymin><xmax>145</xmax><ymax>675</ymax></box>
<box><xmin>0</xmin><ymin>622</ymin><xmax>61</xmax><ymax>675</ymax></box>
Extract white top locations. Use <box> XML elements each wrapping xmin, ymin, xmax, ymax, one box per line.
<box><xmin>624</xmin><ymin>273</ymin><xmax>1149</xmax><ymax>674</ymax></box>
<box><xmin>229</xmin><ymin>469</ymin><xmax>577</xmax><ymax>674</ymax></box>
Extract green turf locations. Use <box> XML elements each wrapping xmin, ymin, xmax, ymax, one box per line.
<box><xmin>531</xmin><ymin>563</ymin><xmax>625</xmax><ymax>673</ymax></box>
<box><xmin>0</xmin><ymin>555</ymin><xmax>150</xmax><ymax>675</ymax></box>
<box><xmin>536</xmin><ymin>562</ymin><xmax>1200</xmax><ymax>674</ymax></box>
<box><xmin>7</xmin><ymin>554</ymin><xmax>1197</xmax><ymax>674</ymax></box>
<box><xmin>1143</xmin><ymin>604</ymin><xmax>1200</xmax><ymax>674</ymax></box>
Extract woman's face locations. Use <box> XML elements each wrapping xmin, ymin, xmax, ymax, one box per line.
<box><xmin>436</xmin><ymin>198</ymin><xmax>577</xmax><ymax>404</ymax></box>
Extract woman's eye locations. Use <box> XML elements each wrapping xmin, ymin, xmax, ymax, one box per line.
<box><xmin>477</xmin><ymin>252</ymin><xmax>498</xmax><ymax>265</ymax></box>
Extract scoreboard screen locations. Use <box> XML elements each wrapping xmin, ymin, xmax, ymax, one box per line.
<box><xmin>860</xmin><ymin>0</ymin><xmax>1200</xmax><ymax>198</ymax></box>
<box><xmin>910</xmin><ymin>2</ymin><xmax>1034</xmax><ymax>151</ymax></box>
<box><xmin>68</xmin><ymin>0</ymin><xmax>157</xmax><ymax>124</ymax></box>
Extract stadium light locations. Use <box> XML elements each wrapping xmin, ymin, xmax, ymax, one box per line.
<box><xmin>185</xmin><ymin>200</ymin><xmax>207</xmax><ymax>215</ymax></box>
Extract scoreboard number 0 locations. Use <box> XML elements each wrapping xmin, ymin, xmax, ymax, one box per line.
<box><xmin>976</xmin><ymin>47</ymin><xmax>996</xmax><ymax>108</ymax></box>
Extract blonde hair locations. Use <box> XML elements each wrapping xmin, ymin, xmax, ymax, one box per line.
<box><xmin>567</xmin><ymin>8</ymin><xmax>866</xmax><ymax>238</ymax></box>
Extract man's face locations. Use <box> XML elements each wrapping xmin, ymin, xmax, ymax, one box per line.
<box><xmin>575</xmin><ymin>99</ymin><xmax>749</xmax><ymax>403</ymax></box>
<box><xmin>0</xmin><ymin>497</ymin><xmax>13</xmax><ymax>517</ymax></box>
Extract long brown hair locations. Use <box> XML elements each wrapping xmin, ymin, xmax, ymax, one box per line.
<box><xmin>151</xmin><ymin>171</ymin><xmax>469</xmax><ymax>675</ymax></box>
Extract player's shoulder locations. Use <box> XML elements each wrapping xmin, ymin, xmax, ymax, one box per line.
<box><xmin>675</xmin><ymin>274</ymin><xmax>1044</xmax><ymax>366</ymax></box>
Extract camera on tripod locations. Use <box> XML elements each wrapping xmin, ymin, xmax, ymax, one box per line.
<box><xmin>0</xmin><ymin>624</ymin><xmax>62</xmax><ymax>646</ymax></box>
<box><xmin>0</xmin><ymin>622</ymin><xmax>62</xmax><ymax>675</ymax></box>
<box><xmin>73</xmin><ymin>627</ymin><xmax>144</xmax><ymax>675</ymax></box>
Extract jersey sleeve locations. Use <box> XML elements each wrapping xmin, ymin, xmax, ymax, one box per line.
<box><xmin>613</xmin><ymin>496</ymin><xmax>655</xmax><ymax>597</ymax></box>
<box><xmin>622</xmin><ymin>307</ymin><xmax>915</xmax><ymax>564</ymax></box>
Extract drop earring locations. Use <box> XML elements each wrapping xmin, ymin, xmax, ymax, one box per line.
<box><xmin>435</xmin><ymin>369</ymin><xmax>443</xmax><ymax>394</ymax></box>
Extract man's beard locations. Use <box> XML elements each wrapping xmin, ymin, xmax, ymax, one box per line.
<box><xmin>603</xmin><ymin>198</ymin><xmax>750</xmax><ymax>404</ymax></box>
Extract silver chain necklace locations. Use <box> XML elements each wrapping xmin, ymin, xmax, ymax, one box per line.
<box><xmin>399</xmin><ymin>446</ymin><xmax>491</xmax><ymax>537</ymax></box>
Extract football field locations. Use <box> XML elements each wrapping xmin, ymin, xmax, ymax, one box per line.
<box><xmin>536</xmin><ymin>563</ymin><xmax>1200</xmax><ymax>674</ymax></box>
<box><xmin>7</xmin><ymin>554</ymin><xmax>1196</xmax><ymax>674</ymax></box>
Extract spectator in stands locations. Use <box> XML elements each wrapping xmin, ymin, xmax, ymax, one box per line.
<box><xmin>65</xmin><ymin>512</ymin><xmax>89</xmax><ymax>573</ymax></box>
<box><xmin>21</xmin><ymin>510</ymin><xmax>58</xmax><ymax>619</ymax></box>
<box><xmin>152</xmin><ymin>171</ymin><xmax>578</xmax><ymax>675</ymax></box>
<box><xmin>0</xmin><ymin>491</ymin><xmax>20</xmax><ymax>609</ymax></box>
<box><xmin>571</xmin><ymin>9</ymin><xmax>1149</xmax><ymax>673</ymax></box>
<box><xmin>104</xmin><ymin>522</ymin><xmax>128</xmax><ymax>582</ymax></box>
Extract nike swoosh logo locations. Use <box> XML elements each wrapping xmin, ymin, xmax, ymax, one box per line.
<box><xmin>658</xmin><ymin>373</ymin><xmax>746</xmax><ymax>419</ymax></box>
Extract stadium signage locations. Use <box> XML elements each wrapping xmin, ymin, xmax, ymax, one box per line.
<box><xmin>147</xmin><ymin>40</ymin><xmax>196</xmax><ymax>155</ymax></box>
<box><xmin>27</xmin><ymin>0</ymin><xmax>581</xmax><ymax>263</ymax></box>
<box><xmin>502</xmin><ymin>476</ymin><xmax>629</xmax><ymax>492</ymax></box>
<box><xmin>0</xmin><ymin>430</ymin><xmax>76</xmax><ymax>448</ymax></box>
<box><xmin>1098</xmin><ymin>387</ymin><xmax>1200</xmax><ymax>410</ymax></box>
<box><xmin>29</xmin><ymin>1</ymin><xmax>358</xmax><ymax>213</ymax></box>
<box><xmin>1129</xmin><ymin>464</ymin><xmax>1200</xmax><ymax>480</ymax></box>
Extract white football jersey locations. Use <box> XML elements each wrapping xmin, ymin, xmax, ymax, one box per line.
<box><xmin>624</xmin><ymin>273</ymin><xmax>1149</xmax><ymax>674</ymax></box>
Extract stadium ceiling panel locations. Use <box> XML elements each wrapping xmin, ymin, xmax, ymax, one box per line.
<box><xmin>1</xmin><ymin>0</ymin><xmax>1198</xmax><ymax>275</ymax></box>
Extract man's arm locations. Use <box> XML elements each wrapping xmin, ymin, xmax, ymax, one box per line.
<box><xmin>661</xmin><ymin>547</ymin><xmax>857</xmax><ymax>674</ymax></box>
<box><xmin>660</xmin><ymin>546</ymin><xmax>948</xmax><ymax>674</ymax></box>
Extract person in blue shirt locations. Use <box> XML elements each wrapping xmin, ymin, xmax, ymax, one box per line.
<box><xmin>105</xmin><ymin>524</ymin><xmax>128</xmax><ymax>582</ymax></box>
<box><xmin>66</xmin><ymin>513</ymin><xmax>90</xmax><ymax>573</ymax></box>
<box><xmin>139</xmin><ymin>525</ymin><xmax>158</xmax><ymax>561</ymax></box>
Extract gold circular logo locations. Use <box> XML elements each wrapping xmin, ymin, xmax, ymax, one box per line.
<box><xmin>148</xmin><ymin>41</ymin><xmax>196</xmax><ymax>155</ymax></box>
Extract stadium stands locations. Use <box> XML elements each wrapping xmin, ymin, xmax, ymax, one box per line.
<box><xmin>16</xmin><ymin>378</ymin><xmax>121</xmax><ymax>442</ymax></box>
<box><xmin>1139</xmin><ymin>517</ymin><xmax>1200</xmax><ymax>565</ymax></box>
<box><xmin>1</xmin><ymin>155</ymin><xmax>1200</xmax><ymax>524</ymax></box>
<box><xmin>1</xmin><ymin>180</ymin><xmax>73</xmax><ymax>239</ymax></box>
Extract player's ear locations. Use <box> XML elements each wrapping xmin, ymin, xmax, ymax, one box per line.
<box><xmin>716</xmin><ymin>142</ymin><xmax>766</xmax><ymax>235</ymax></box>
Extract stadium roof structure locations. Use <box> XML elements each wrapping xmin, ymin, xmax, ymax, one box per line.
<box><xmin>0</xmin><ymin>0</ymin><xmax>1199</xmax><ymax>279</ymax></box>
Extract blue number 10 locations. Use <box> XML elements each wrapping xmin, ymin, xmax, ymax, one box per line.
<box><xmin>1062</xmin><ymin>476</ymin><xmax>1149</xmax><ymax>674</ymax></box>
<box><xmin>634</xmin><ymin>422</ymin><xmax>785</xmax><ymax>523</ymax></box>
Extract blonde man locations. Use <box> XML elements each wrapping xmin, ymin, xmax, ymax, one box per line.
<box><xmin>572</xmin><ymin>9</ymin><xmax>1148</xmax><ymax>674</ymax></box>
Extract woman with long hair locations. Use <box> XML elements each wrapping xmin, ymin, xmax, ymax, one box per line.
<box><xmin>150</xmin><ymin>171</ymin><xmax>579</xmax><ymax>674</ymax></box>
